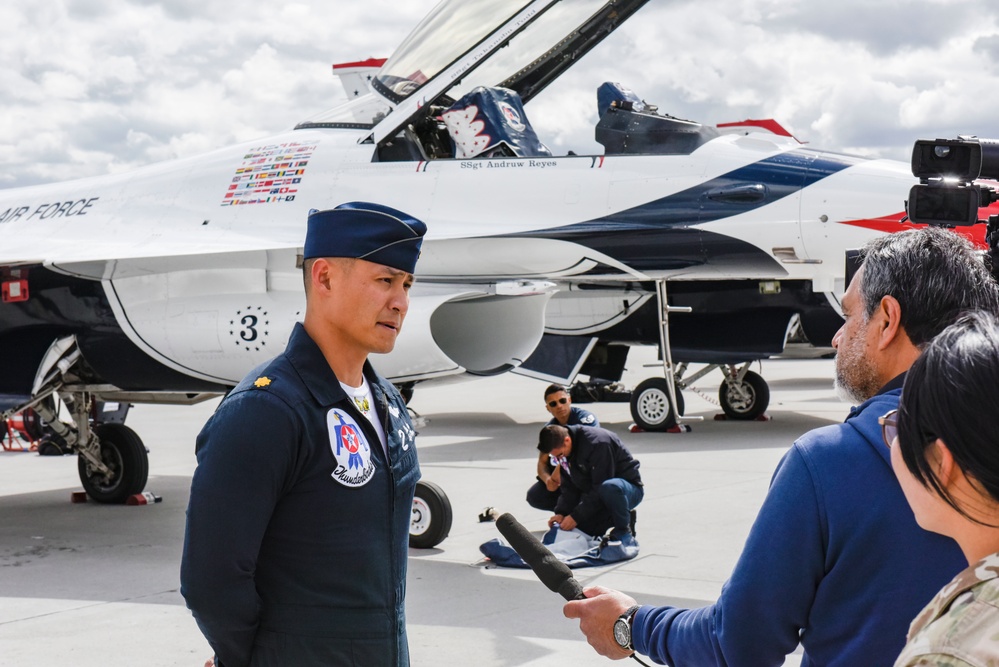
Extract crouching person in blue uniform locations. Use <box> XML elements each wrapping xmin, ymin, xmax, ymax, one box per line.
<box><xmin>539</xmin><ymin>424</ymin><xmax>643</xmax><ymax>540</ymax></box>
<box><xmin>181</xmin><ymin>202</ymin><xmax>427</xmax><ymax>667</ymax></box>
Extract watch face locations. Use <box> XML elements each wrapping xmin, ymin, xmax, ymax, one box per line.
<box><xmin>613</xmin><ymin>618</ymin><xmax>630</xmax><ymax>648</ymax></box>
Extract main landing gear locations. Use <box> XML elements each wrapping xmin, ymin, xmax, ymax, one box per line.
<box><xmin>4</xmin><ymin>336</ymin><xmax>149</xmax><ymax>504</ymax></box>
<box><xmin>627</xmin><ymin>362</ymin><xmax>771</xmax><ymax>430</ymax></box>
<box><xmin>626</xmin><ymin>280</ymin><xmax>771</xmax><ymax>431</ymax></box>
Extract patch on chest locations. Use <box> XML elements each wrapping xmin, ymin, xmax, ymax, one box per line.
<box><xmin>326</xmin><ymin>408</ymin><xmax>375</xmax><ymax>487</ymax></box>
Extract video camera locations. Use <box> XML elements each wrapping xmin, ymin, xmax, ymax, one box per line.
<box><xmin>906</xmin><ymin>136</ymin><xmax>999</xmax><ymax>278</ymax></box>
<box><xmin>907</xmin><ymin>136</ymin><xmax>999</xmax><ymax>226</ymax></box>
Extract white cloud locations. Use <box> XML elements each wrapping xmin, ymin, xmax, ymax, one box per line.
<box><xmin>2</xmin><ymin>0</ymin><xmax>999</xmax><ymax>188</ymax></box>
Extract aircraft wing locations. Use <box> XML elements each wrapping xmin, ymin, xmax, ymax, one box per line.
<box><xmin>3</xmin><ymin>244</ymin><xmax>555</xmax><ymax>395</ymax></box>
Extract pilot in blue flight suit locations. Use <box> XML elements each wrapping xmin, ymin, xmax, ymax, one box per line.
<box><xmin>181</xmin><ymin>202</ymin><xmax>427</xmax><ymax>667</ymax></box>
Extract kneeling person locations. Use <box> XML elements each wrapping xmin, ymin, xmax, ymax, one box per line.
<box><xmin>539</xmin><ymin>424</ymin><xmax>642</xmax><ymax>540</ymax></box>
<box><xmin>527</xmin><ymin>385</ymin><xmax>600</xmax><ymax>512</ymax></box>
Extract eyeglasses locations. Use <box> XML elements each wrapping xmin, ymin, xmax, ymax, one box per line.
<box><xmin>547</xmin><ymin>397</ymin><xmax>568</xmax><ymax>408</ymax></box>
<box><xmin>878</xmin><ymin>410</ymin><xmax>898</xmax><ymax>449</ymax></box>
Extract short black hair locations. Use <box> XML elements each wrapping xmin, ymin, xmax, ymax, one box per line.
<box><xmin>859</xmin><ymin>227</ymin><xmax>999</xmax><ymax>348</ymax></box>
<box><xmin>544</xmin><ymin>384</ymin><xmax>567</xmax><ymax>400</ymax></box>
<box><xmin>898</xmin><ymin>311</ymin><xmax>999</xmax><ymax>525</ymax></box>
<box><xmin>538</xmin><ymin>424</ymin><xmax>568</xmax><ymax>453</ymax></box>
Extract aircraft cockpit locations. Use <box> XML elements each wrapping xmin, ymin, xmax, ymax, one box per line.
<box><xmin>297</xmin><ymin>0</ymin><xmax>736</xmax><ymax>163</ymax></box>
<box><xmin>296</xmin><ymin>0</ymin><xmax>661</xmax><ymax>162</ymax></box>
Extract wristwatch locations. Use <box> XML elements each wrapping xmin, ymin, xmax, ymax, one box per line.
<box><xmin>613</xmin><ymin>604</ymin><xmax>641</xmax><ymax>652</ymax></box>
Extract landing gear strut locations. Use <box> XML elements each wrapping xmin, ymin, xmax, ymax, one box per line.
<box><xmin>5</xmin><ymin>335</ymin><xmax>150</xmax><ymax>503</ymax></box>
<box><xmin>626</xmin><ymin>280</ymin><xmax>771</xmax><ymax>429</ymax></box>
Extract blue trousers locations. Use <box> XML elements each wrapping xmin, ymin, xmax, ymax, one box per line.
<box><xmin>598</xmin><ymin>478</ymin><xmax>644</xmax><ymax>535</ymax></box>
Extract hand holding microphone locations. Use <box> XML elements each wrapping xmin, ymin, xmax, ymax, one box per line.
<box><xmin>495</xmin><ymin>513</ymin><xmax>646</xmax><ymax>663</ymax></box>
<box><xmin>495</xmin><ymin>512</ymin><xmax>585</xmax><ymax>601</ymax></box>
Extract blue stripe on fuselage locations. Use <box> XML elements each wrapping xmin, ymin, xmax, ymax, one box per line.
<box><xmin>583</xmin><ymin>148</ymin><xmax>863</xmax><ymax>231</ymax></box>
<box><xmin>501</xmin><ymin>148</ymin><xmax>865</xmax><ymax>273</ymax></box>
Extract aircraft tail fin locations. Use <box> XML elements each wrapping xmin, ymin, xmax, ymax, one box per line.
<box><xmin>716</xmin><ymin>118</ymin><xmax>802</xmax><ymax>143</ymax></box>
<box><xmin>332</xmin><ymin>58</ymin><xmax>387</xmax><ymax>99</ymax></box>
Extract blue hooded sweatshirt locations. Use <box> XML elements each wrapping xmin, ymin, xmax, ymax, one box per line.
<box><xmin>632</xmin><ymin>384</ymin><xmax>965</xmax><ymax>666</ymax></box>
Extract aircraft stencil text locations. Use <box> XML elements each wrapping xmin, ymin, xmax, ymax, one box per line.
<box><xmin>460</xmin><ymin>160</ymin><xmax>558</xmax><ymax>170</ymax></box>
<box><xmin>0</xmin><ymin>197</ymin><xmax>99</xmax><ymax>224</ymax></box>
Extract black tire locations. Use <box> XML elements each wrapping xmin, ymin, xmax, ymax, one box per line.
<box><xmin>409</xmin><ymin>480</ymin><xmax>452</xmax><ymax>549</ymax></box>
<box><xmin>718</xmin><ymin>370</ymin><xmax>770</xmax><ymax>420</ymax></box>
<box><xmin>629</xmin><ymin>377</ymin><xmax>685</xmax><ymax>431</ymax></box>
<box><xmin>78</xmin><ymin>423</ymin><xmax>149</xmax><ymax>504</ymax></box>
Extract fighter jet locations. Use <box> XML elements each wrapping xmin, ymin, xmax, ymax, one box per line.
<box><xmin>0</xmin><ymin>0</ymin><xmax>932</xmax><ymax>547</ymax></box>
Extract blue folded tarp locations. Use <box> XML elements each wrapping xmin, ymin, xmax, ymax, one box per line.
<box><xmin>480</xmin><ymin>525</ymin><xmax>639</xmax><ymax>569</ymax></box>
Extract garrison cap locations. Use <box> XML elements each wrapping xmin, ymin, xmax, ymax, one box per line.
<box><xmin>304</xmin><ymin>202</ymin><xmax>427</xmax><ymax>274</ymax></box>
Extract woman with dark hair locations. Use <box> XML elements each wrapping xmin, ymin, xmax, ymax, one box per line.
<box><xmin>883</xmin><ymin>310</ymin><xmax>999</xmax><ymax>666</ymax></box>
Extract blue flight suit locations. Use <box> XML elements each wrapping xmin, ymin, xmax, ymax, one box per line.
<box><xmin>181</xmin><ymin>323</ymin><xmax>420</xmax><ymax>667</ymax></box>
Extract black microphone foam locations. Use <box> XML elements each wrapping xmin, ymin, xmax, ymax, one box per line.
<box><xmin>496</xmin><ymin>512</ymin><xmax>585</xmax><ymax>601</ymax></box>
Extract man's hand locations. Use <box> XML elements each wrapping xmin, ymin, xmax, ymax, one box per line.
<box><xmin>203</xmin><ymin>657</ymin><xmax>215</xmax><ymax>667</ymax></box>
<box><xmin>559</xmin><ymin>515</ymin><xmax>577</xmax><ymax>531</ymax></box>
<box><xmin>547</xmin><ymin>514</ymin><xmax>564</xmax><ymax>529</ymax></box>
<box><xmin>563</xmin><ymin>586</ymin><xmax>638</xmax><ymax>660</ymax></box>
<box><xmin>545</xmin><ymin>467</ymin><xmax>561</xmax><ymax>491</ymax></box>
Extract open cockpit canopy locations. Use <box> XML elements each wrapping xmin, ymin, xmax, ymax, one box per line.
<box><xmin>298</xmin><ymin>0</ymin><xmax>649</xmax><ymax>138</ymax></box>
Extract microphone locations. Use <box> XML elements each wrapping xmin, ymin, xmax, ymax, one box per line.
<box><xmin>495</xmin><ymin>512</ymin><xmax>586</xmax><ymax>601</ymax></box>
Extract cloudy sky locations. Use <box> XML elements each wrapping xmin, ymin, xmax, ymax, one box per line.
<box><xmin>3</xmin><ymin>0</ymin><xmax>999</xmax><ymax>190</ymax></box>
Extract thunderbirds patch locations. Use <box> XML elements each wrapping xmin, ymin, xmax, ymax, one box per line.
<box><xmin>326</xmin><ymin>408</ymin><xmax>374</xmax><ymax>487</ymax></box>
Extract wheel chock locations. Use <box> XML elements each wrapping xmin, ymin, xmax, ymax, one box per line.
<box><xmin>713</xmin><ymin>413</ymin><xmax>772</xmax><ymax>421</ymax></box>
<box><xmin>629</xmin><ymin>423</ymin><xmax>691</xmax><ymax>433</ymax></box>
<box><xmin>125</xmin><ymin>491</ymin><xmax>162</xmax><ymax>505</ymax></box>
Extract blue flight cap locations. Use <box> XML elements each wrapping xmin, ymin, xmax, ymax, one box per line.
<box><xmin>303</xmin><ymin>202</ymin><xmax>427</xmax><ymax>274</ymax></box>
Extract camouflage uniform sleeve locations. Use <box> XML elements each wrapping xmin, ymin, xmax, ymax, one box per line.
<box><xmin>894</xmin><ymin>560</ymin><xmax>999</xmax><ymax>667</ymax></box>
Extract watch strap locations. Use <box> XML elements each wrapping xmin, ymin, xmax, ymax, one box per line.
<box><xmin>616</xmin><ymin>604</ymin><xmax>641</xmax><ymax>650</ymax></box>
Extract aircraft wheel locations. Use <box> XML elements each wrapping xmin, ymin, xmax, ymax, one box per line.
<box><xmin>409</xmin><ymin>480</ymin><xmax>452</xmax><ymax>549</ymax></box>
<box><xmin>78</xmin><ymin>423</ymin><xmax>149</xmax><ymax>504</ymax></box>
<box><xmin>719</xmin><ymin>371</ymin><xmax>770</xmax><ymax>420</ymax></box>
<box><xmin>629</xmin><ymin>377</ymin><xmax>684</xmax><ymax>431</ymax></box>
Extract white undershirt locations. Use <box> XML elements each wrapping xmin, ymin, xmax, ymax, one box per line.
<box><xmin>339</xmin><ymin>376</ymin><xmax>388</xmax><ymax>457</ymax></box>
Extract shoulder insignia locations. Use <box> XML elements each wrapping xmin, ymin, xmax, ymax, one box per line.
<box><xmin>253</xmin><ymin>376</ymin><xmax>272</xmax><ymax>388</ymax></box>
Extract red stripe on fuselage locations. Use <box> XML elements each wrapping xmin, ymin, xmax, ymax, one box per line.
<box><xmin>838</xmin><ymin>207</ymin><xmax>997</xmax><ymax>248</ymax></box>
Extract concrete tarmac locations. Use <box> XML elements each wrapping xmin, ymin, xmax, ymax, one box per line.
<box><xmin>0</xmin><ymin>348</ymin><xmax>845</xmax><ymax>666</ymax></box>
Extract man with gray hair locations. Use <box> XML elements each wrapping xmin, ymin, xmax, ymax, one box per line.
<box><xmin>565</xmin><ymin>227</ymin><xmax>999</xmax><ymax>667</ymax></box>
